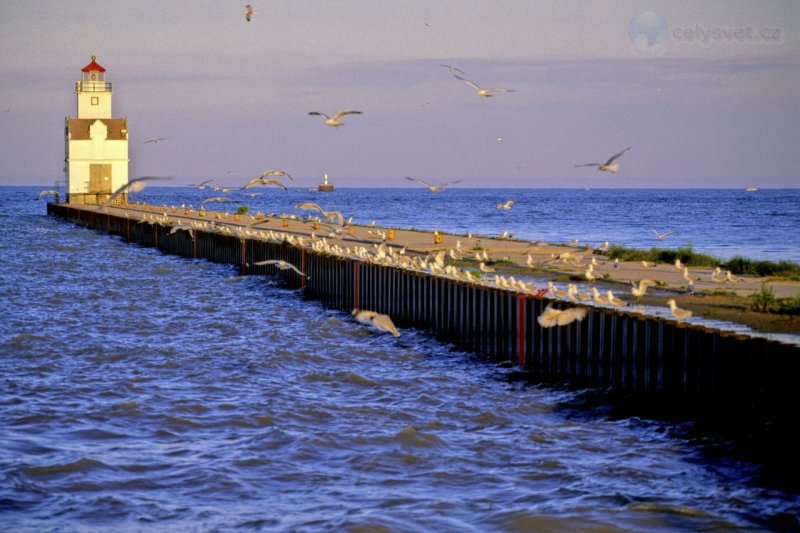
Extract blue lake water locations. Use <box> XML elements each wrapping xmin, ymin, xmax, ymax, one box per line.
<box><xmin>1</xmin><ymin>186</ymin><xmax>799</xmax><ymax>531</ymax></box>
<box><xmin>101</xmin><ymin>186</ymin><xmax>800</xmax><ymax>263</ymax></box>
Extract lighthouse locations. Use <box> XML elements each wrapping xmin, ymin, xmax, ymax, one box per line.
<box><xmin>65</xmin><ymin>56</ymin><xmax>129</xmax><ymax>205</ymax></box>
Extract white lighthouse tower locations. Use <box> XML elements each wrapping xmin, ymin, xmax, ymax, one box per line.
<box><xmin>65</xmin><ymin>56</ymin><xmax>129</xmax><ymax>205</ymax></box>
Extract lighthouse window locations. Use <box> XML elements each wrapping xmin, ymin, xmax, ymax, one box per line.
<box><xmin>91</xmin><ymin>73</ymin><xmax>97</xmax><ymax>81</ymax></box>
<box><xmin>91</xmin><ymin>97</ymin><xmax>99</xmax><ymax>105</ymax></box>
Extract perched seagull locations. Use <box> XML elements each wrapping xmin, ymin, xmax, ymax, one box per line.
<box><xmin>405</xmin><ymin>176</ymin><xmax>461</xmax><ymax>192</ymax></box>
<box><xmin>630</xmin><ymin>279</ymin><xmax>657</xmax><ymax>301</ymax></box>
<box><xmin>200</xmin><ymin>197</ymin><xmax>234</xmax><ymax>209</ymax></box>
<box><xmin>595</xmin><ymin>240</ymin><xmax>610</xmax><ymax>253</ymax></box>
<box><xmin>308</xmin><ymin>110</ymin><xmax>363</xmax><ymax>128</ymax></box>
<box><xmin>575</xmin><ymin>146</ymin><xmax>631</xmax><ymax>173</ymax></box>
<box><xmin>675</xmin><ymin>258</ymin><xmax>684</xmax><ymax>269</ymax></box>
<box><xmin>37</xmin><ymin>189</ymin><xmax>61</xmax><ymax>203</ymax></box>
<box><xmin>652</xmin><ymin>228</ymin><xmax>675</xmax><ymax>240</ymax></box>
<box><xmin>453</xmin><ymin>74</ymin><xmax>516</xmax><ymax>97</ymax></box>
<box><xmin>253</xmin><ymin>259</ymin><xmax>307</xmax><ymax>277</ymax></box>
<box><xmin>711</xmin><ymin>267</ymin><xmax>726</xmax><ymax>283</ymax></box>
<box><xmin>479</xmin><ymin>262</ymin><xmax>496</xmax><ymax>273</ymax></box>
<box><xmin>143</xmin><ymin>137</ymin><xmax>167</xmax><ymax>144</ymax></box>
<box><xmin>496</xmin><ymin>200</ymin><xmax>516</xmax><ymax>210</ymax></box>
<box><xmin>667</xmin><ymin>299</ymin><xmax>693</xmax><ymax>322</ymax></box>
<box><xmin>537</xmin><ymin>305</ymin><xmax>588</xmax><ymax>328</ymax></box>
<box><xmin>439</xmin><ymin>64</ymin><xmax>465</xmax><ymax>75</ymax></box>
<box><xmin>642</xmin><ymin>260</ymin><xmax>657</xmax><ymax>269</ymax></box>
<box><xmin>101</xmin><ymin>176</ymin><xmax>172</xmax><ymax>208</ymax></box>
<box><xmin>352</xmin><ymin>309</ymin><xmax>400</xmax><ymax>337</ymax></box>
<box><xmin>606</xmin><ymin>290</ymin><xmax>628</xmax><ymax>307</ymax></box>
<box><xmin>245</xmin><ymin>4</ymin><xmax>255</xmax><ymax>22</ymax></box>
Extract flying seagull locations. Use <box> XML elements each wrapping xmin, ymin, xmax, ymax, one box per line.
<box><xmin>575</xmin><ymin>146</ymin><xmax>631</xmax><ymax>173</ymax></box>
<box><xmin>453</xmin><ymin>74</ymin><xmax>515</xmax><ymax>97</ymax></box>
<box><xmin>537</xmin><ymin>305</ymin><xmax>588</xmax><ymax>328</ymax></box>
<box><xmin>496</xmin><ymin>200</ymin><xmax>516</xmax><ymax>210</ymax></box>
<box><xmin>189</xmin><ymin>179</ymin><xmax>214</xmax><ymax>190</ymax></box>
<box><xmin>308</xmin><ymin>110</ymin><xmax>363</xmax><ymax>128</ymax></box>
<box><xmin>200</xmin><ymin>197</ymin><xmax>234</xmax><ymax>209</ymax></box>
<box><xmin>652</xmin><ymin>228</ymin><xmax>674</xmax><ymax>240</ymax></box>
<box><xmin>143</xmin><ymin>137</ymin><xmax>167</xmax><ymax>144</ymax></box>
<box><xmin>352</xmin><ymin>309</ymin><xmax>400</xmax><ymax>337</ymax></box>
<box><xmin>295</xmin><ymin>202</ymin><xmax>345</xmax><ymax>226</ymax></box>
<box><xmin>101</xmin><ymin>176</ymin><xmax>172</xmax><ymax>208</ymax></box>
<box><xmin>439</xmin><ymin>64</ymin><xmax>466</xmax><ymax>75</ymax></box>
<box><xmin>259</xmin><ymin>169</ymin><xmax>295</xmax><ymax>181</ymax></box>
<box><xmin>405</xmin><ymin>176</ymin><xmax>461</xmax><ymax>192</ymax></box>
<box><xmin>245</xmin><ymin>4</ymin><xmax>255</xmax><ymax>21</ymax></box>
<box><xmin>253</xmin><ymin>259</ymin><xmax>307</xmax><ymax>277</ymax></box>
<box><xmin>37</xmin><ymin>190</ymin><xmax>61</xmax><ymax>203</ymax></box>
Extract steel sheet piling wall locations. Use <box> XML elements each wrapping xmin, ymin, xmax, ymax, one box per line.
<box><xmin>48</xmin><ymin>204</ymin><xmax>800</xmax><ymax>409</ymax></box>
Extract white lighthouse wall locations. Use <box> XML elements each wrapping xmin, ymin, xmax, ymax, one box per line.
<box><xmin>77</xmin><ymin>91</ymin><xmax>112</xmax><ymax>120</ymax></box>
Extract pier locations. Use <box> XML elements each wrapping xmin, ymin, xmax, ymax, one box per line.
<box><xmin>48</xmin><ymin>202</ymin><xmax>800</xmax><ymax>414</ymax></box>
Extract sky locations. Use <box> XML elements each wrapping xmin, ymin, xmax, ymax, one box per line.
<box><xmin>0</xmin><ymin>1</ymin><xmax>798</xmax><ymax>188</ymax></box>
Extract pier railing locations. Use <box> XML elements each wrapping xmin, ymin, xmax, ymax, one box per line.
<box><xmin>49</xmin><ymin>203</ymin><xmax>800</xmax><ymax>410</ymax></box>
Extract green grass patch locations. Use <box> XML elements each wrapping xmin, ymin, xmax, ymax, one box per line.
<box><xmin>607</xmin><ymin>244</ymin><xmax>800</xmax><ymax>279</ymax></box>
<box><xmin>750</xmin><ymin>283</ymin><xmax>800</xmax><ymax>315</ymax></box>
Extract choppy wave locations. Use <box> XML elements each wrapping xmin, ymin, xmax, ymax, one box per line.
<box><xmin>0</xmin><ymin>186</ymin><xmax>798</xmax><ymax>531</ymax></box>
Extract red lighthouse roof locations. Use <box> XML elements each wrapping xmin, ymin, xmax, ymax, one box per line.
<box><xmin>81</xmin><ymin>55</ymin><xmax>106</xmax><ymax>73</ymax></box>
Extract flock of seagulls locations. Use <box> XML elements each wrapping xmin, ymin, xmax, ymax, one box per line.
<box><xmin>39</xmin><ymin>5</ymin><xmax>744</xmax><ymax>339</ymax></box>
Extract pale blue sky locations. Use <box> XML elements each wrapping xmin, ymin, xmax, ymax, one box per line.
<box><xmin>0</xmin><ymin>1</ymin><xmax>797</xmax><ymax>187</ymax></box>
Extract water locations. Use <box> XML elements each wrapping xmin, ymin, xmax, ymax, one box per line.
<box><xmin>127</xmin><ymin>186</ymin><xmax>800</xmax><ymax>263</ymax></box>
<box><xmin>1</xmin><ymin>186</ymin><xmax>799</xmax><ymax>531</ymax></box>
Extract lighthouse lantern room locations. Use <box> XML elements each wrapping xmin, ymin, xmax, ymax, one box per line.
<box><xmin>65</xmin><ymin>56</ymin><xmax>129</xmax><ymax>205</ymax></box>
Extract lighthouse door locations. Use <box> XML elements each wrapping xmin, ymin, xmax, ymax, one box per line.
<box><xmin>89</xmin><ymin>164</ymin><xmax>112</xmax><ymax>194</ymax></box>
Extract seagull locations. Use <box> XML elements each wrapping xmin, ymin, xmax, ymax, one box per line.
<box><xmin>143</xmin><ymin>137</ymin><xmax>167</xmax><ymax>144</ymax></box>
<box><xmin>308</xmin><ymin>110</ymin><xmax>363</xmax><ymax>128</ymax></box>
<box><xmin>259</xmin><ymin>169</ymin><xmax>295</xmax><ymax>182</ymax></box>
<box><xmin>479</xmin><ymin>262</ymin><xmax>495</xmax><ymax>273</ymax></box>
<box><xmin>606</xmin><ymin>290</ymin><xmax>627</xmax><ymax>307</ymax></box>
<box><xmin>253</xmin><ymin>259</ymin><xmax>307</xmax><ymax>277</ymax></box>
<box><xmin>352</xmin><ymin>309</ymin><xmax>400</xmax><ymax>337</ymax></box>
<box><xmin>496</xmin><ymin>200</ymin><xmax>515</xmax><ymax>210</ymax></box>
<box><xmin>260</xmin><ymin>178</ymin><xmax>288</xmax><ymax>190</ymax></box>
<box><xmin>189</xmin><ymin>179</ymin><xmax>214</xmax><ymax>190</ymax></box>
<box><xmin>537</xmin><ymin>305</ymin><xmax>588</xmax><ymax>328</ymax></box>
<box><xmin>37</xmin><ymin>190</ymin><xmax>61</xmax><ymax>203</ymax></box>
<box><xmin>101</xmin><ymin>176</ymin><xmax>172</xmax><ymax>208</ymax></box>
<box><xmin>200</xmin><ymin>197</ymin><xmax>234</xmax><ymax>209</ymax></box>
<box><xmin>630</xmin><ymin>279</ymin><xmax>657</xmax><ymax>301</ymax></box>
<box><xmin>667</xmin><ymin>299</ymin><xmax>693</xmax><ymax>322</ymax></box>
<box><xmin>405</xmin><ymin>176</ymin><xmax>461</xmax><ymax>192</ymax></box>
<box><xmin>652</xmin><ymin>228</ymin><xmax>675</xmax><ymax>240</ymax></box>
<box><xmin>245</xmin><ymin>4</ymin><xmax>255</xmax><ymax>21</ymax></box>
<box><xmin>453</xmin><ymin>75</ymin><xmax>515</xmax><ymax>97</ymax></box>
<box><xmin>575</xmin><ymin>146</ymin><xmax>631</xmax><ymax>173</ymax></box>
<box><xmin>295</xmin><ymin>202</ymin><xmax>345</xmax><ymax>226</ymax></box>
<box><xmin>439</xmin><ymin>64</ymin><xmax>465</xmax><ymax>75</ymax></box>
